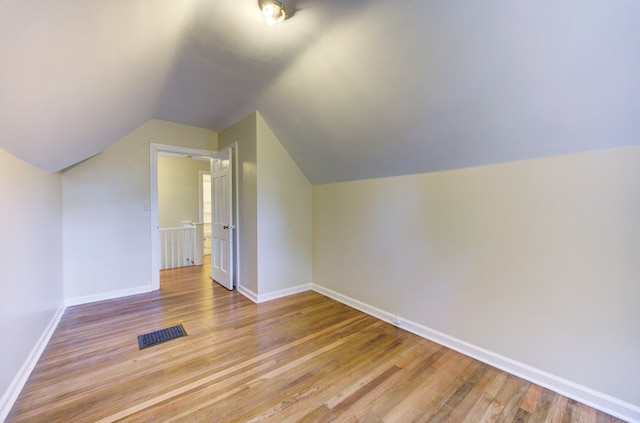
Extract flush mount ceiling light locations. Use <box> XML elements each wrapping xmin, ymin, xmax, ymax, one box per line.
<box><xmin>259</xmin><ymin>0</ymin><xmax>287</xmax><ymax>26</ymax></box>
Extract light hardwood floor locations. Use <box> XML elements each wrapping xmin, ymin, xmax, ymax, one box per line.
<box><xmin>8</xmin><ymin>259</ymin><xmax>626</xmax><ymax>422</ymax></box>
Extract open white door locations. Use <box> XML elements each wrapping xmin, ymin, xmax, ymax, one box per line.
<box><xmin>210</xmin><ymin>145</ymin><xmax>234</xmax><ymax>290</ymax></box>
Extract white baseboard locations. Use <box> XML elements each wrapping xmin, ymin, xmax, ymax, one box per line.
<box><xmin>256</xmin><ymin>284</ymin><xmax>312</xmax><ymax>303</ymax></box>
<box><xmin>65</xmin><ymin>285</ymin><xmax>152</xmax><ymax>307</ymax></box>
<box><xmin>237</xmin><ymin>283</ymin><xmax>312</xmax><ymax>304</ymax></box>
<box><xmin>311</xmin><ymin>284</ymin><xmax>640</xmax><ymax>423</ymax></box>
<box><xmin>0</xmin><ymin>304</ymin><xmax>65</xmax><ymax>423</ymax></box>
<box><xmin>312</xmin><ymin>284</ymin><xmax>397</xmax><ymax>323</ymax></box>
<box><xmin>237</xmin><ymin>284</ymin><xmax>259</xmax><ymax>303</ymax></box>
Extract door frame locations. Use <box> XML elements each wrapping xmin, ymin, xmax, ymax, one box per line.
<box><xmin>149</xmin><ymin>143</ymin><xmax>216</xmax><ymax>291</ymax></box>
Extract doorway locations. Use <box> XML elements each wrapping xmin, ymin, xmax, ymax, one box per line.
<box><xmin>150</xmin><ymin>144</ymin><xmax>224</xmax><ymax>291</ymax></box>
<box><xmin>199</xmin><ymin>170</ymin><xmax>212</xmax><ymax>256</ymax></box>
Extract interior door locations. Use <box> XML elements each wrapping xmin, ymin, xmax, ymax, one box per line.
<box><xmin>210</xmin><ymin>146</ymin><xmax>234</xmax><ymax>290</ymax></box>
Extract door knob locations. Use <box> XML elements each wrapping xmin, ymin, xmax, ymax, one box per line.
<box><xmin>223</xmin><ymin>225</ymin><xmax>229</xmax><ymax>229</ymax></box>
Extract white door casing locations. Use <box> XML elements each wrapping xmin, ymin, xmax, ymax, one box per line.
<box><xmin>210</xmin><ymin>145</ymin><xmax>234</xmax><ymax>290</ymax></box>
<box><xmin>150</xmin><ymin>143</ymin><xmax>216</xmax><ymax>291</ymax></box>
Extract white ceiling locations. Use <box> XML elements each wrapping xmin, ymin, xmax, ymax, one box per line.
<box><xmin>1</xmin><ymin>0</ymin><xmax>639</xmax><ymax>183</ymax></box>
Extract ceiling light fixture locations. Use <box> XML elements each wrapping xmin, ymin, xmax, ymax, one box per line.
<box><xmin>260</xmin><ymin>0</ymin><xmax>287</xmax><ymax>26</ymax></box>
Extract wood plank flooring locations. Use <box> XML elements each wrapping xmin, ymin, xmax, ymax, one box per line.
<box><xmin>7</xmin><ymin>260</ymin><xmax>627</xmax><ymax>422</ymax></box>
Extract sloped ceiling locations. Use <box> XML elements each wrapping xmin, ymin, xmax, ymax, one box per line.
<box><xmin>1</xmin><ymin>0</ymin><xmax>638</xmax><ymax>183</ymax></box>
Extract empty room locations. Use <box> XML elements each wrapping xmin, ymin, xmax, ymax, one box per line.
<box><xmin>1</xmin><ymin>1</ymin><xmax>639</xmax><ymax>422</ymax></box>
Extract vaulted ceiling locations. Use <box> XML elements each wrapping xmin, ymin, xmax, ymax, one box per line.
<box><xmin>1</xmin><ymin>0</ymin><xmax>638</xmax><ymax>183</ymax></box>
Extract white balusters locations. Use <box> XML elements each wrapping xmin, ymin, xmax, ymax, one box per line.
<box><xmin>159</xmin><ymin>225</ymin><xmax>200</xmax><ymax>269</ymax></box>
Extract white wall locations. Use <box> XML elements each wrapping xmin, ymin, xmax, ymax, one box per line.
<box><xmin>313</xmin><ymin>146</ymin><xmax>640</xmax><ymax>414</ymax></box>
<box><xmin>0</xmin><ymin>150</ymin><xmax>64</xmax><ymax>420</ymax></box>
<box><xmin>256</xmin><ymin>113</ymin><xmax>312</xmax><ymax>296</ymax></box>
<box><xmin>62</xmin><ymin>120</ymin><xmax>217</xmax><ymax>303</ymax></box>
<box><xmin>158</xmin><ymin>156</ymin><xmax>209</xmax><ymax>228</ymax></box>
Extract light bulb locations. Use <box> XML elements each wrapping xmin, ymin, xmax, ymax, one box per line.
<box><xmin>262</xmin><ymin>1</ymin><xmax>286</xmax><ymax>26</ymax></box>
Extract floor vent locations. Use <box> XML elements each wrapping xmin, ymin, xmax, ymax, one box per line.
<box><xmin>138</xmin><ymin>324</ymin><xmax>187</xmax><ymax>349</ymax></box>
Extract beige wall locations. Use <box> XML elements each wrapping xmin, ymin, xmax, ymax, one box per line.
<box><xmin>219</xmin><ymin>112</ymin><xmax>312</xmax><ymax>298</ymax></box>
<box><xmin>0</xmin><ymin>150</ymin><xmax>63</xmax><ymax>416</ymax></box>
<box><xmin>313</xmin><ymin>146</ymin><xmax>640</xmax><ymax>408</ymax></box>
<box><xmin>158</xmin><ymin>156</ymin><xmax>209</xmax><ymax>228</ymax></box>
<box><xmin>62</xmin><ymin>120</ymin><xmax>217</xmax><ymax>302</ymax></box>
<box><xmin>256</xmin><ymin>113</ymin><xmax>312</xmax><ymax>295</ymax></box>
